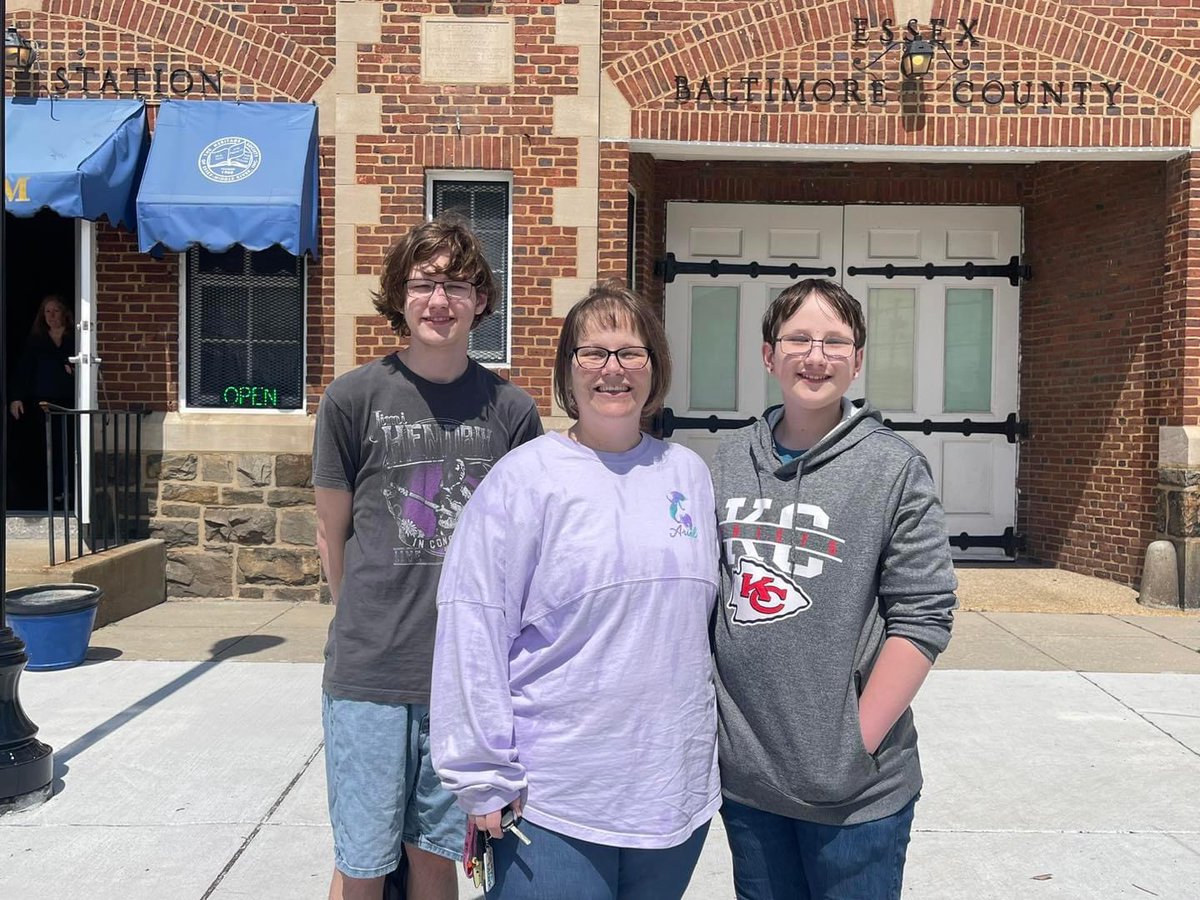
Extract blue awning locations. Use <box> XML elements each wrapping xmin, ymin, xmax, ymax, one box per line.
<box><xmin>136</xmin><ymin>101</ymin><xmax>319</xmax><ymax>257</ymax></box>
<box><xmin>3</xmin><ymin>98</ymin><xmax>148</xmax><ymax>228</ymax></box>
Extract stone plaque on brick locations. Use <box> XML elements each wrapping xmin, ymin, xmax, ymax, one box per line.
<box><xmin>422</xmin><ymin>17</ymin><xmax>513</xmax><ymax>85</ymax></box>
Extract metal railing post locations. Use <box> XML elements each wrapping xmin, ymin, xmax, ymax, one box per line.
<box><xmin>44</xmin><ymin>408</ymin><xmax>55</xmax><ymax>566</ymax></box>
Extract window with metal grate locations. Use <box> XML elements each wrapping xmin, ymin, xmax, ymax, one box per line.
<box><xmin>431</xmin><ymin>179</ymin><xmax>509</xmax><ymax>364</ymax></box>
<box><xmin>184</xmin><ymin>246</ymin><xmax>305</xmax><ymax>410</ymax></box>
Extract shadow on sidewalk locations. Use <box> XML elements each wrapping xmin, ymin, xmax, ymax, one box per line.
<box><xmin>49</xmin><ymin>634</ymin><xmax>286</xmax><ymax>792</ymax></box>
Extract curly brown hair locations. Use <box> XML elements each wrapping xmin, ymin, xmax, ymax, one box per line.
<box><xmin>372</xmin><ymin>214</ymin><xmax>498</xmax><ymax>336</ymax></box>
<box><xmin>553</xmin><ymin>280</ymin><xmax>672</xmax><ymax>421</ymax></box>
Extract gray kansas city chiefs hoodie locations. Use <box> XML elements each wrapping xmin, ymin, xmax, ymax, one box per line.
<box><xmin>711</xmin><ymin>400</ymin><xmax>957</xmax><ymax>826</ymax></box>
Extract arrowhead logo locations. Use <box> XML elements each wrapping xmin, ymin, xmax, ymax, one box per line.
<box><xmin>729</xmin><ymin>556</ymin><xmax>812</xmax><ymax>626</ymax></box>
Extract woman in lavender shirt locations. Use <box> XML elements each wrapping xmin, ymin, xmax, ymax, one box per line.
<box><xmin>430</xmin><ymin>281</ymin><xmax>720</xmax><ymax>899</ymax></box>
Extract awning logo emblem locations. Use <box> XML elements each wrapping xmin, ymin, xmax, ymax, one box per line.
<box><xmin>198</xmin><ymin>136</ymin><xmax>262</xmax><ymax>183</ymax></box>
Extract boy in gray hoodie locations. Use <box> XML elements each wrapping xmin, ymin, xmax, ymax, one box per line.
<box><xmin>711</xmin><ymin>279</ymin><xmax>957</xmax><ymax>900</ymax></box>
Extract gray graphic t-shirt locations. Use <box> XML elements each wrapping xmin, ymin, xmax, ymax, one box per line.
<box><xmin>313</xmin><ymin>353</ymin><xmax>542</xmax><ymax>704</ymax></box>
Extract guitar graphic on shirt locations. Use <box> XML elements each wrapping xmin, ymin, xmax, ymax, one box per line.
<box><xmin>387</xmin><ymin>483</ymin><xmax>464</xmax><ymax>531</ymax></box>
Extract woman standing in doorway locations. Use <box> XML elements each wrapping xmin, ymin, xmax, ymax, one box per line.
<box><xmin>9</xmin><ymin>294</ymin><xmax>76</xmax><ymax>504</ymax></box>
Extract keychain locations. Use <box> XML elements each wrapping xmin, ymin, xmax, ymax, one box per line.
<box><xmin>467</xmin><ymin>808</ymin><xmax>530</xmax><ymax>893</ymax></box>
<box><xmin>462</xmin><ymin>822</ymin><xmax>481</xmax><ymax>887</ymax></box>
<box><xmin>480</xmin><ymin>831</ymin><xmax>495</xmax><ymax>891</ymax></box>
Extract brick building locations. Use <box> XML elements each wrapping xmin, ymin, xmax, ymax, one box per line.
<box><xmin>3</xmin><ymin>0</ymin><xmax>1200</xmax><ymax>606</ymax></box>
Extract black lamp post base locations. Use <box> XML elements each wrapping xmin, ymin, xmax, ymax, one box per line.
<box><xmin>0</xmin><ymin>629</ymin><xmax>55</xmax><ymax>814</ymax></box>
<box><xmin>0</xmin><ymin>765</ymin><xmax>54</xmax><ymax>815</ymax></box>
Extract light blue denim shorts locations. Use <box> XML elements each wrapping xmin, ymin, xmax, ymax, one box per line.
<box><xmin>322</xmin><ymin>692</ymin><xmax>466</xmax><ymax>879</ymax></box>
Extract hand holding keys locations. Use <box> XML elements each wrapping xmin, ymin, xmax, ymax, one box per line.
<box><xmin>464</xmin><ymin>804</ymin><xmax>532</xmax><ymax>891</ymax></box>
<box><xmin>500</xmin><ymin>808</ymin><xmax>531</xmax><ymax>845</ymax></box>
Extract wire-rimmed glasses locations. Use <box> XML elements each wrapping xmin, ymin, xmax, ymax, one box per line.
<box><xmin>405</xmin><ymin>279</ymin><xmax>476</xmax><ymax>302</ymax></box>
<box><xmin>775</xmin><ymin>334</ymin><xmax>856</xmax><ymax>360</ymax></box>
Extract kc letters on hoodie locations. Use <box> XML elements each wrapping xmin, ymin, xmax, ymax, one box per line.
<box><xmin>711</xmin><ymin>399</ymin><xmax>957</xmax><ymax>827</ymax></box>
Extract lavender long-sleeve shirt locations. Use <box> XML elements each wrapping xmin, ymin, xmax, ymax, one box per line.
<box><xmin>431</xmin><ymin>432</ymin><xmax>721</xmax><ymax>849</ymax></box>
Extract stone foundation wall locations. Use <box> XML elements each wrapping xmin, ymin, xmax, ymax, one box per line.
<box><xmin>147</xmin><ymin>451</ymin><xmax>325</xmax><ymax>602</ymax></box>
<box><xmin>1156</xmin><ymin>466</ymin><xmax>1200</xmax><ymax>609</ymax></box>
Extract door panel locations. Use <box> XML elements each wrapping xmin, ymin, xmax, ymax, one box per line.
<box><xmin>844</xmin><ymin>206</ymin><xmax>1021</xmax><ymax>558</ymax></box>
<box><xmin>74</xmin><ymin>220</ymin><xmax>98</xmax><ymax>524</ymax></box>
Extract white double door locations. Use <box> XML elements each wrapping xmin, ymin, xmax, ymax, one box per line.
<box><xmin>664</xmin><ymin>202</ymin><xmax>1021</xmax><ymax>558</ymax></box>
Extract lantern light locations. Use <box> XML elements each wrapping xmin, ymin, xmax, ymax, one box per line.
<box><xmin>4</xmin><ymin>28</ymin><xmax>38</xmax><ymax>73</ymax></box>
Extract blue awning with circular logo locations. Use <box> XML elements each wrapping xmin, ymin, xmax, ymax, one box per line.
<box><xmin>3</xmin><ymin>97</ymin><xmax>148</xmax><ymax>228</ymax></box>
<box><xmin>136</xmin><ymin>100</ymin><xmax>319</xmax><ymax>257</ymax></box>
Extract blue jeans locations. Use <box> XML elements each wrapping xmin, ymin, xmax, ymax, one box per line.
<box><xmin>488</xmin><ymin>817</ymin><xmax>711</xmax><ymax>900</ymax></box>
<box><xmin>721</xmin><ymin>795</ymin><xmax>918</xmax><ymax>900</ymax></box>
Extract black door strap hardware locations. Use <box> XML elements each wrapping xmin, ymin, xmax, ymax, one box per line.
<box><xmin>846</xmin><ymin>256</ymin><xmax>1031</xmax><ymax>287</ymax></box>
<box><xmin>654</xmin><ymin>253</ymin><xmax>836</xmax><ymax>284</ymax></box>
<box><xmin>654</xmin><ymin>409</ymin><xmax>1029</xmax><ymax>444</ymax></box>
<box><xmin>949</xmin><ymin>527</ymin><xmax>1024</xmax><ymax>556</ymax></box>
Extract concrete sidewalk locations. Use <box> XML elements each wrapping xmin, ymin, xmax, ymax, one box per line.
<box><xmin>1</xmin><ymin>598</ymin><xmax>1198</xmax><ymax>898</ymax></box>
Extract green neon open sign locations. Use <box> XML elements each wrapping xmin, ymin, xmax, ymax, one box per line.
<box><xmin>222</xmin><ymin>386</ymin><xmax>279</xmax><ymax>408</ymax></box>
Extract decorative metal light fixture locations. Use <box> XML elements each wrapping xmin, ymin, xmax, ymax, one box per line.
<box><xmin>4</xmin><ymin>27</ymin><xmax>38</xmax><ymax>72</ymax></box>
<box><xmin>900</xmin><ymin>39</ymin><xmax>935</xmax><ymax>79</ymax></box>
<box><xmin>853</xmin><ymin>35</ymin><xmax>969</xmax><ymax>81</ymax></box>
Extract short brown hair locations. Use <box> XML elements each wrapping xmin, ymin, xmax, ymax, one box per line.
<box><xmin>553</xmin><ymin>280</ymin><xmax>672</xmax><ymax>420</ymax></box>
<box><xmin>372</xmin><ymin>214</ymin><xmax>498</xmax><ymax>336</ymax></box>
<box><xmin>762</xmin><ymin>279</ymin><xmax>867</xmax><ymax>348</ymax></box>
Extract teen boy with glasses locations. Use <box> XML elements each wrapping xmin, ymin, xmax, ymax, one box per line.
<box><xmin>710</xmin><ymin>278</ymin><xmax>957</xmax><ymax>900</ymax></box>
<box><xmin>313</xmin><ymin>215</ymin><xmax>542</xmax><ymax>900</ymax></box>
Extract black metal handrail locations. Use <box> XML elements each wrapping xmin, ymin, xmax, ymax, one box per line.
<box><xmin>41</xmin><ymin>403</ymin><xmax>150</xmax><ymax>565</ymax></box>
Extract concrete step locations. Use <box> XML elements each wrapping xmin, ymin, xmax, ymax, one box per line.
<box><xmin>5</xmin><ymin>535</ymin><xmax>96</xmax><ymax>588</ymax></box>
<box><xmin>3</xmin><ymin>538</ymin><xmax>166</xmax><ymax>627</ymax></box>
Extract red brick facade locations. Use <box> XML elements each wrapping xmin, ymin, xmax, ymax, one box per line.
<box><xmin>6</xmin><ymin>0</ymin><xmax>1200</xmax><ymax>596</ymax></box>
<box><xmin>1020</xmin><ymin>162</ymin><xmax>1169</xmax><ymax>581</ymax></box>
<box><xmin>6</xmin><ymin>1</ymin><xmax>335</xmax><ymax>410</ymax></box>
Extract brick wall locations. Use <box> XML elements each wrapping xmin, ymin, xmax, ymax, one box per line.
<box><xmin>1162</xmin><ymin>154</ymin><xmax>1200</xmax><ymax>428</ymax></box>
<box><xmin>94</xmin><ymin>227</ymin><xmax>179</xmax><ymax>409</ymax></box>
<box><xmin>1019</xmin><ymin>162</ymin><xmax>1168</xmax><ymax>582</ymax></box>
<box><xmin>603</xmin><ymin>0</ymin><xmax>1200</xmax><ymax>148</ymax></box>
<box><xmin>348</xmin><ymin>5</ymin><xmax>584</xmax><ymax>411</ymax></box>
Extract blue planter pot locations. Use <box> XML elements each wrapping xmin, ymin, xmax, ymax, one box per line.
<box><xmin>4</xmin><ymin>583</ymin><xmax>104</xmax><ymax>671</ymax></box>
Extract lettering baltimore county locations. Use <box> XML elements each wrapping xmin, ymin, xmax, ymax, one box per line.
<box><xmin>672</xmin><ymin>17</ymin><xmax>1121</xmax><ymax>112</ymax></box>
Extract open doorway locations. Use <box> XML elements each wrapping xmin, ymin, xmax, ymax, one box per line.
<box><xmin>4</xmin><ymin>210</ymin><xmax>77</xmax><ymax>513</ymax></box>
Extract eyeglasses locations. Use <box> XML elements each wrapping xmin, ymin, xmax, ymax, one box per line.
<box><xmin>405</xmin><ymin>279</ymin><xmax>477</xmax><ymax>302</ymax></box>
<box><xmin>572</xmin><ymin>346</ymin><xmax>652</xmax><ymax>370</ymax></box>
<box><xmin>775</xmin><ymin>334</ymin><xmax>857</xmax><ymax>360</ymax></box>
